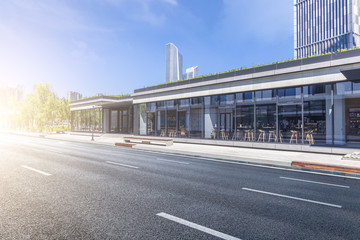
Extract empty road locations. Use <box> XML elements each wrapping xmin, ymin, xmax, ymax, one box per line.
<box><xmin>1</xmin><ymin>133</ymin><xmax>359</xmax><ymax>239</ymax></box>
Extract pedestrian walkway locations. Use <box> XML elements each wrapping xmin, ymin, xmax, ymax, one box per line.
<box><xmin>3</xmin><ymin>131</ymin><xmax>360</xmax><ymax>175</ymax></box>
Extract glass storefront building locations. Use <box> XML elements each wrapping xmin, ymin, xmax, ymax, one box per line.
<box><xmin>70</xmin><ymin>96</ymin><xmax>133</xmax><ymax>134</ymax></box>
<box><xmin>135</xmin><ymin>81</ymin><xmax>360</xmax><ymax>147</ymax></box>
<box><xmin>133</xmin><ymin>50</ymin><xmax>360</xmax><ymax>149</ymax></box>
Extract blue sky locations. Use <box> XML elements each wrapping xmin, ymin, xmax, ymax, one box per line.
<box><xmin>0</xmin><ymin>0</ymin><xmax>294</xmax><ymax>98</ymax></box>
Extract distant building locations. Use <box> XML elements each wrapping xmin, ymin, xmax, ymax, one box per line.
<box><xmin>294</xmin><ymin>0</ymin><xmax>360</xmax><ymax>58</ymax></box>
<box><xmin>184</xmin><ymin>66</ymin><xmax>199</xmax><ymax>80</ymax></box>
<box><xmin>0</xmin><ymin>84</ymin><xmax>24</xmax><ymax>109</ymax></box>
<box><xmin>67</xmin><ymin>91</ymin><xmax>82</xmax><ymax>102</ymax></box>
<box><xmin>165</xmin><ymin>43</ymin><xmax>183</xmax><ymax>83</ymax></box>
<box><xmin>0</xmin><ymin>84</ymin><xmax>24</xmax><ymax>129</ymax></box>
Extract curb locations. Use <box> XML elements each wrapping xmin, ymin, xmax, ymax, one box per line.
<box><xmin>291</xmin><ymin>161</ymin><xmax>360</xmax><ymax>175</ymax></box>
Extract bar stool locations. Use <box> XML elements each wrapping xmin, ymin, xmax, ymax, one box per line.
<box><xmin>289</xmin><ymin>130</ymin><xmax>299</xmax><ymax>144</ymax></box>
<box><xmin>244</xmin><ymin>129</ymin><xmax>253</xmax><ymax>141</ymax></box>
<box><xmin>257</xmin><ymin>129</ymin><xmax>266</xmax><ymax>142</ymax></box>
<box><xmin>268</xmin><ymin>130</ymin><xmax>277</xmax><ymax>142</ymax></box>
<box><xmin>220</xmin><ymin>130</ymin><xmax>229</xmax><ymax>140</ymax></box>
<box><xmin>305</xmin><ymin>130</ymin><xmax>314</xmax><ymax>145</ymax></box>
<box><xmin>211</xmin><ymin>129</ymin><xmax>217</xmax><ymax>139</ymax></box>
<box><xmin>279</xmin><ymin>130</ymin><xmax>283</xmax><ymax>143</ymax></box>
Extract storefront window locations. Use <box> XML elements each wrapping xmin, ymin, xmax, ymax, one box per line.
<box><xmin>146</xmin><ymin>102</ymin><xmax>156</xmax><ymax>112</ymax></box>
<box><xmin>191</xmin><ymin>97</ymin><xmax>203</xmax><ymax>105</ymax></box>
<box><xmin>167</xmin><ymin>110</ymin><xmax>177</xmax><ymax>137</ymax></box>
<box><xmin>110</xmin><ymin>110</ymin><xmax>118</xmax><ymax>132</ymax></box>
<box><xmin>146</xmin><ymin>103</ymin><xmax>156</xmax><ymax>136</ymax></box>
<box><xmin>278</xmin><ymin>104</ymin><xmax>302</xmax><ymax>144</ymax></box>
<box><xmin>255</xmin><ymin>89</ymin><xmax>276</xmax><ymax>102</ymax></box>
<box><xmin>156</xmin><ymin>101</ymin><xmax>166</xmax><ymax>109</ymax></box>
<box><xmin>278</xmin><ymin>87</ymin><xmax>301</xmax><ymax>102</ymax></box>
<box><xmin>178</xmin><ymin>99</ymin><xmax>189</xmax><ymax>108</ymax></box>
<box><xmin>211</xmin><ymin>95</ymin><xmax>219</xmax><ymax>105</ymax></box>
<box><xmin>235</xmin><ymin>105</ymin><xmax>254</xmax><ymax>141</ymax></box>
<box><xmin>219</xmin><ymin>94</ymin><xmax>234</xmax><ymax>106</ymax></box>
<box><xmin>335</xmin><ymin>81</ymin><xmax>360</xmax><ymax>145</ymax></box>
<box><xmin>138</xmin><ymin>104</ymin><xmax>147</xmax><ymax>135</ymax></box>
<box><xmin>178</xmin><ymin>109</ymin><xmax>189</xmax><ymax>137</ymax></box>
<box><xmin>190</xmin><ymin>97</ymin><xmax>203</xmax><ymax>138</ymax></box>
<box><xmin>236</xmin><ymin>92</ymin><xmax>254</xmax><ymax>104</ymax></box>
<box><xmin>157</xmin><ymin>110</ymin><xmax>166</xmax><ymax>136</ymax></box>
<box><xmin>190</xmin><ymin>108</ymin><xmax>203</xmax><ymax>138</ymax></box>
<box><xmin>204</xmin><ymin>96</ymin><xmax>218</xmax><ymax>139</ymax></box>
<box><xmin>256</xmin><ymin>104</ymin><xmax>276</xmax><ymax>142</ymax></box>
<box><xmin>147</xmin><ymin>112</ymin><xmax>155</xmax><ymax>135</ymax></box>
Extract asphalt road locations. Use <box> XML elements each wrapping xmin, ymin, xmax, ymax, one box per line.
<box><xmin>1</xmin><ymin>133</ymin><xmax>359</xmax><ymax>240</ymax></box>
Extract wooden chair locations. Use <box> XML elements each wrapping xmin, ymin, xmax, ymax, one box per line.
<box><xmin>257</xmin><ymin>129</ymin><xmax>266</xmax><ymax>142</ymax></box>
<box><xmin>268</xmin><ymin>130</ymin><xmax>277</xmax><ymax>142</ymax></box>
<box><xmin>211</xmin><ymin>129</ymin><xmax>217</xmax><ymax>139</ymax></box>
<box><xmin>220</xmin><ymin>130</ymin><xmax>229</xmax><ymax>140</ymax></box>
<box><xmin>289</xmin><ymin>130</ymin><xmax>299</xmax><ymax>144</ymax></box>
<box><xmin>244</xmin><ymin>130</ymin><xmax>254</xmax><ymax>141</ymax></box>
<box><xmin>305</xmin><ymin>130</ymin><xmax>314</xmax><ymax>145</ymax></box>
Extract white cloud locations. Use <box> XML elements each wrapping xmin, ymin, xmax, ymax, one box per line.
<box><xmin>101</xmin><ymin>0</ymin><xmax>177</xmax><ymax>26</ymax></box>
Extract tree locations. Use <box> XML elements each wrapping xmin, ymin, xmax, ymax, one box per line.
<box><xmin>14</xmin><ymin>83</ymin><xmax>71</xmax><ymax>132</ymax></box>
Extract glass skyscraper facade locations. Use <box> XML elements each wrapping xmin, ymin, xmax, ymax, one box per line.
<box><xmin>165</xmin><ymin>43</ymin><xmax>183</xmax><ymax>83</ymax></box>
<box><xmin>294</xmin><ymin>0</ymin><xmax>360</xmax><ymax>58</ymax></box>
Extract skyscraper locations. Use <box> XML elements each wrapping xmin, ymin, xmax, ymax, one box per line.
<box><xmin>165</xmin><ymin>43</ymin><xmax>183</xmax><ymax>83</ymax></box>
<box><xmin>67</xmin><ymin>91</ymin><xmax>82</xmax><ymax>102</ymax></box>
<box><xmin>294</xmin><ymin>0</ymin><xmax>360</xmax><ymax>58</ymax></box>
<box><xmin>184</xmin><ymin>66</ymin><xmax>199</xmax><ymax>80</ymax></box>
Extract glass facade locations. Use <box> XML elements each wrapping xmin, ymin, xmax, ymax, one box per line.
<box><xmin>71</xmin><ymin>107</ymin><xmax>132</xmax><ymax>133</ymax></box>
<box><xmin>294</xmin><ymin>0</ymin><xmax>360</xmax><ymax>58</ymax></box>
<box><xmin>71</xmin><ymin>108</ymin><xmax>103</xmax><ymax>132</ymax></box>
<box><xmin>137</xmin><ymin>81</ymin><xmax>360</xmax><ymax>146</ymax></box>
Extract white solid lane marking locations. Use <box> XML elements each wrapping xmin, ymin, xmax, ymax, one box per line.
<box><xmin>21</xmin><ymin>165</ymin><xmax>52</xmax><ymax>176</ymax></box>
<box><xmin>155</xmin><ymin>158</ymin><xmax>190</xmax><ymax>165</ymax></box>
<box><xmin>280</xmin><ymin>177</ymin><xmax>350</xmax><ymax>188</ymax></box>
<box><xmin>157</xmin><ymin>212</ymin><xmax>241</xmax><ymax>240</ymax></box>
<box><xmin>242</xmin><ymin>188</ymin><xmax>342</xmax><ymax>208</ymax></box>
<box><xmin>105</xmin><ymin>161</ymin><xmax>139</xmax><ymax>169</ymax></box>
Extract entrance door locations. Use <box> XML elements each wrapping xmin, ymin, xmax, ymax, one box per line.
<box><xmin>278</xmin><ymin>104</ymin><xmax>302</xmax><ymax>144</ymax></box>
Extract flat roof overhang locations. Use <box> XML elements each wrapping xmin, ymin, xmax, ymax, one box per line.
<box><xmin>341</xmin><ymin>68</ymin><xmax>360</xmax><ymax>81</ymax></box>
<box><xmin>101</xmin><ymin>100</ymin><xmax>133</xmax><ymax>109</ymax></box>
<box><xmin>70</xmin><ymin>98</ymin><xmax>133</xmax><ymax>111</ymax></box>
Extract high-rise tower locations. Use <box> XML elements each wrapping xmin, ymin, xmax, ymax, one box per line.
<box><xmin>294</xmin><ymin>0</ymin><xmax>360</xmax><ymax>58</ymax></box>
<box><xmin>165</xmin><ymin>43</ymin><xmax>183</xmax><ymax>83</ymax></box>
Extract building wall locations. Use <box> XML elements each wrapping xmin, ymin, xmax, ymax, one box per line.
<box><xmin>294</xmin><ymin>0</ymin><xmax>360</xmax><ymax>58</ymax></box>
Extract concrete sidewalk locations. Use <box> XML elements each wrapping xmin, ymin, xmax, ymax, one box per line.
<box><xmin>4</xmin><ymin>131</ymin><xmax>360</xmax><ymax>175</ymax></box>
